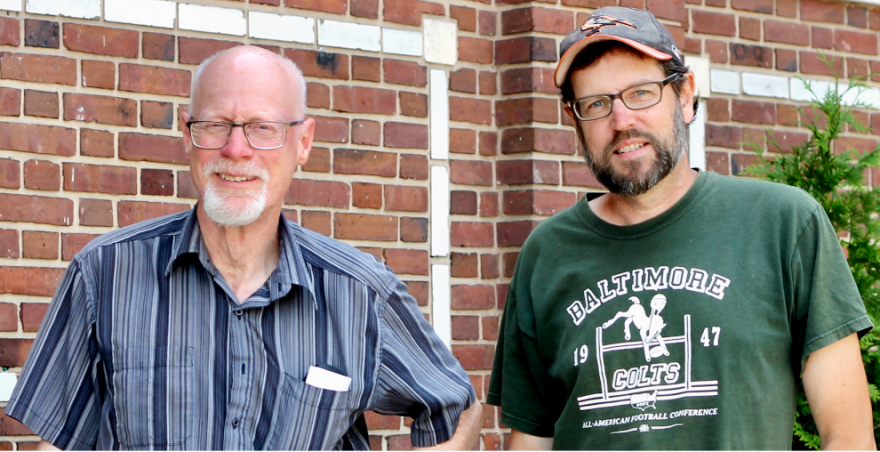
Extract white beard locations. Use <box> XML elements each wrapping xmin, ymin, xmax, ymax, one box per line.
<box><xmin>201</xmin><ymin>160</ymin><xmax>270</xmax><ymax>227</ymax></box>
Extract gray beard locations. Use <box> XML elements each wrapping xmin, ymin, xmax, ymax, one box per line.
<box><xmin>200</xmin><ymin>160</ymin><xmax>269</xmax><ymax>227</ymax></box>
<box><xmin>202</xmin><ymin>182</ymin><xmax>267</xmax><ymax>227</ymax></box>
<box><xmin>578</xmin><ymin>104</ymin><xmax>688</xmax><ymax>197</ymax></box>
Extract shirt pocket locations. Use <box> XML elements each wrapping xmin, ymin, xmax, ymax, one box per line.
<box><xmin>112</xmin><ymin>347</ymin><xmax>194</xmax><ymax>450</ymax></box>
<box><xmin>263</xmin><ymin>372</ymin><xmax>359</xmax><ymax>450</ymax></box>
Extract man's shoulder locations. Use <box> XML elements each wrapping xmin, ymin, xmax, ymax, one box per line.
<box><xmin>698</xmin><ymin>173</ymin><xmax>833</xmax><ymax>247</ymax></box>
<box><xmin>284</xmin><ymin>218</ymin><xmax>399</xmax><ymax>295</ymax></box>
<box><xmin>76</xmin><ymin>209</ymin><xmax>193</xmax><ymax>258</ymax></box>
<box><xmin>705</xmin><ymin>172</ymin><xmax>821</xmax><ymax>213</ymax></box>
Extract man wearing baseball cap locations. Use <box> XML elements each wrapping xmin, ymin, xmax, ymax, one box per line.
<box><xmin>488</xmin><ymin>6</ymin><xmax>874</xmax><ymax>449</ymax></box>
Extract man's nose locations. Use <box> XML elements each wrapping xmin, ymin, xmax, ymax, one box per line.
<box><xmin>609</xmin><ymin>98</ymin><xmax>636</xmax><ymax>131</ymax></box>
<box><xmin>221</xmin><ymin>125</ymin><xmax>255</xmax><ymax>158</ymax></box>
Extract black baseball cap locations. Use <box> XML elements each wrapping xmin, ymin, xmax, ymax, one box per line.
<box><xmin>554</xmin><ymin>6</ymin><xmax>683</xmax><ymax>88</ymax></box>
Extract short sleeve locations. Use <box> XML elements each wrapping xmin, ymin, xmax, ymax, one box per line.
<box><xmin>486</xmin><ymin>281</ymin><xmax>558</xmax><ymax>438</ymax></box>
<box><xmin>791</xmin><ymin>205</ymin><xmax>873</xmax><ymax>369</ymax></box>
<box><xmin>5</xmin><ymin>258</ymin><xmax>102</xmax><ymax>450</ymax></box>
<box><xmin>372</xmin><ymin>279</ymin><xmax>476</xmax><ymax>447</ymax></box>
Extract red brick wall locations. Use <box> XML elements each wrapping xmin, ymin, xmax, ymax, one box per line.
<box><xmin>691</xmin><ymin>0</ymin><xmax>880</xmax><ymax>177</ymax></box>
<box><xmin>1</xmin><ymin>0</ymin><xmax>879</xmax><ymax>450</ymax></box>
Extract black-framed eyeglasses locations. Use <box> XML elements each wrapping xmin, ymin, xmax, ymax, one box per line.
<box><xmin>568</xmin><ymin>73</ymin><xmax>681</xmax><ymax>121</ymax></box>
<box><xmin>186</xmin><ymin>120</ymin><xmax>305</xmax><ymax>150</ymax></box>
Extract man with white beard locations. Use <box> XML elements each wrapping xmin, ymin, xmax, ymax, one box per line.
<box><xmin>488</xmin><ymin>7</ymin><xmax>874</xmax><ymax>450</ymax></box>
<box><xmin>7</xmin><ymin>46</ymin><xmax>481</xmax><ymax>451</ymax></box>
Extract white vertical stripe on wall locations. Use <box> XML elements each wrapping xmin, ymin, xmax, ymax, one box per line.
<box><xmin>689</xmin><ymin>103</ymin><xmax>706</xmax><ymax>171</ymax></box>
<box><xmin>0</xmin><ymin>372</ymin><xmax>15</xmax><ymax>402</ymax></box>
<box><xmin>430</xmin><ymin>165</ymin><xmax>450</xmax><ymax>257</ymax></box>
<box><xmin>688</xmin><ymin>56</ymin><xmax>710</xmax><ymax>98</ymax></box>
<box><xmin>431</xmin><ymin>264</ymin><xmax>451</xmax><ymax>348</ymax></box>
<box><xmin>429</xmin><ymin>69</ymin><xmax>449</xmax><ymax>160</ymax></box>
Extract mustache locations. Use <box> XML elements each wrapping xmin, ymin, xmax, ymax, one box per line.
<box><xmin>203</xmin><ymin>160</ymin><xmax>269</xmax><ymax>181</ymax></box>
<box><xmin>605</xmin><ymin>129</ymin><xmax>656</xmax><ymax>154</ymax></box>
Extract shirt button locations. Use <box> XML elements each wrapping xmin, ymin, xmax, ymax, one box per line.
<box><xmin>235</xmin><ymin>310</ymin><xmax>242</xmax><ymax>317</ymax></box>
<box><xmin>231</xmin><ymin>418</ymin><xmax>240</xmax><ymax>429</ymax></box>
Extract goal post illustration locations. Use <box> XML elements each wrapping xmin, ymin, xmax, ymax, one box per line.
<box><xmin>578</xmin><ymin>314</ymin><xmax>718</xmax><ymax>411</ymax></box>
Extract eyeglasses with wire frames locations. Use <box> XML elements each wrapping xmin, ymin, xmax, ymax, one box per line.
<box><xmin>567</xmin><ymin>73</ymin><xmax>681</xmax><ymax>121</ymax></box>
<box><xmin>186</xmin><ymin>120</ymin><xmax>305</xmax><ymax>150</ymax></box>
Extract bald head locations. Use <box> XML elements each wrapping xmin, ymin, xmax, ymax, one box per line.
<box><xmin>189</xmin><ymin>46</ymin><xmax>307</xmax><ymax>119</ymax></box>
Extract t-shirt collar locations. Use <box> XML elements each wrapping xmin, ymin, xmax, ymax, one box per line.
<box><xmin>577</xmin><ymin>170</ymin><xmax>712</xmax><ymax>239</ymax></box>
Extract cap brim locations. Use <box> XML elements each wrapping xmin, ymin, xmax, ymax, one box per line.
<box><xmin>554</xmin><ymin>35</ymin><xmax>674</xmax><ymax>88</ymax></box>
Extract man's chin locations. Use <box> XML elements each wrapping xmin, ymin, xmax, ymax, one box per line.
<box><xmin>209</xmin><ymin>183</ymin><xmax>265</xmax><ymax>197</ymax></box>
<box><xmin>599</xmin><ymin>167</ymin><xmax>664</xmax><ymax>197</ymax></box>
<box><xmin>201</xmin><ymin>189</ymin><xmax>268</xmax><ymax>227</ymax></box>
<box><xmin>203</xmin><ymin>203</ymin><xmax>266</xmax><ymax>227</ymax></box>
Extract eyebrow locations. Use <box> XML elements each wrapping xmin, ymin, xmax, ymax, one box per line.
<box><xmin>579</xmin><ymin>77</ymin><xmax>664</xmax><ymax>99</ymax></box>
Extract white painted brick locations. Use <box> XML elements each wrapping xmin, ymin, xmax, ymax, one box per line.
<box><xmin>791</xmin><ymin>80</ymin><xmax>876</xmax><ymax>107</ymax></box>
<box><xmin>179</xmin><ymin>3</ymin><xmax>246</xmax><ymax>37</ymax></box>
<box><xmin>790</xmin><ymin>78</ymin><xmax>835</xmax><ymax>102</ymax></box>
<box><xmin>105</xmin><ymin>0</ymin><xmax>176</xmax><ymax>29</ymax></box>
<box><xmin>431</xmin><ymin>263</ymin><xmax>451</xmax><ymax>348</ymax></box>
<box><xmin>0</xmin><ymin>372</ymin><xmax>16</xmax><ymax>402</ymax></box>
<box><xmin>710</xmin><ymin>69</ymin><xmax>739</xmax><ymax>95</ymax></box>
<box><xmin>26</xmin><ymin>0</ymin><xmax>99</xmax><ymax>18</ymax></box>
<box><xmin>841</xmin><ymin>86</ymin><xmax>861</xmax><ymax>106</ymax></box>
<box><xmin>430</xmin><ymin>70</ymin><xmax>449</xmax><ymax>160</ymax></box>
<box><xmin>0</xmin><ymin>0</ymin><xmax>21</xmax><ymax>12</ymax></box>
<box><xmin>742</xmin><ymin>72</ymin><xmax>789</xmax><ymax>99</ymax></box>
<box><xmin>689</xmin><ymin>105</ymin><xmax>706</xmax><ymax>171</ymax></box>
<box><xmin>382</xmin><ymin>28</ymin><xmax>422</xmax><ymax>56</ymax></box>
<box><xmin>423</xmin><ymin>17</ymin><xmax>457</xmax><ymax>66</ymax></box>
<box><xmin>317</xmin><ymin>20</ymin><xmax>380</xmax><ymax>52</ymax></box>
<box><xmin>687</xmin><ymin>56</ymin><xmax>710</xmax><ymax>98</ymax></box>
<box><xmin>431</xmin><ymin>165</ymin><xmax>450</xmax><ymax>258</ymax></box>
<box><xmin>858</xmin><ymin>87</ymin><xmax>880</xmax><ymax>109</ymax></box>
<box><xmin>249</xmin><ymin>12</ymin><xmax>314</xmax><ymax>44</ymax></box>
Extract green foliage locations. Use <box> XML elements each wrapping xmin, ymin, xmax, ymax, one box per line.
<box><xmin>744</xmin><ymin>54</ymin><xmax>880</xmax><ymax>449</ymax></box>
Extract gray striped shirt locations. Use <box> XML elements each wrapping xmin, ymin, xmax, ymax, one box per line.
<box><xmin>7</xmin><ymin>209</ymin><xmax>475</xmax><ymax>450</ymax></box>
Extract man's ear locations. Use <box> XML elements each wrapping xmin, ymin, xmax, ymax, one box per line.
<box><xmin>679</xmin><ymin>72</ymin><xmax>697</xmax><ymax>125</ymax></box>
<box><xmin>295</xmin><ymin>117</ymin><xmax>316</xmax><ymax>167</ymax></box>
<box><xmin>181</xmin><ymin>109</ymin><xmax>193</xmax><ymax>155</ymax></box>
<box><xmin>563</xmin><ymin>103</ymin><xmax>577</xmax><ymax>122</ymax></box>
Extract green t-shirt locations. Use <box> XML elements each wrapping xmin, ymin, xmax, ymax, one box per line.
<box><xmin>487</xmin><ymin>171</ymin><xmax>872</xmax><ymax>450</ymax></box>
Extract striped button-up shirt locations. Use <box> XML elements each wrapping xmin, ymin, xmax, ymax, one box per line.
<box><xmin>7</xmin><ymin>209</ymin><xmax>475</xmax><ymax>450</ymax></box>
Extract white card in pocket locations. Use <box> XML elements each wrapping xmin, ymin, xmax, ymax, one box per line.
<box><xmin>305</xmin><ymin>365</ymin><xmax>351</xmax><ymax>392</ymax></box>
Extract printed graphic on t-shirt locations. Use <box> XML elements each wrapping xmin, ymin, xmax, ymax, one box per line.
<box><xmin>564</xmin><ymin>266</ymin><xmax>728</xmax><ymax>435</ymax></box>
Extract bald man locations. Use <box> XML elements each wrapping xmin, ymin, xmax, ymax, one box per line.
<box><xmin>8</xmin><ymin>46</ymin><xmax>481</xmax><ymax>451</ymax></box>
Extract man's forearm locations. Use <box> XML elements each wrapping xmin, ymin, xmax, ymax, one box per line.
<box><xmin>802</xmin><ymin>334</ymin><xmax>875</xmax><ymax>450</ymax></box>
<box><xmin>821</xmin><ymin>435</ymin><xmax>877</xmax><ymax>451</ymax></box>
<box><xmin>414</xmin><ymin>400</ymin><xmax>483</xmax><ymax>451</ymax></box>
<box><xmin>508</xmin><ymin>429</ymin><xmax>554</xmax><ymax>450</ymax></box>
<box><xmin>35</xmin><ymin>440</ymin><xmax>61</xmax><ymax>451</ymax></box>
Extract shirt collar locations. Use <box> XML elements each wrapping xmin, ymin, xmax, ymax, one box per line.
<box><xmin>274</xmin><ymin>214</ymin><xmax>316</xmax><ymax>303</ymax></box>
<box><xmin>166</xmin><ymin>209</ymin><xmax>317</xmax><ymax>306</ymax></box>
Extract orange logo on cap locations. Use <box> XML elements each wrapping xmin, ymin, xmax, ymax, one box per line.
<box><xmin>580</xmin><ymin>15</ymin><xmax>636</xmax><ymax>37</ymax></box>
